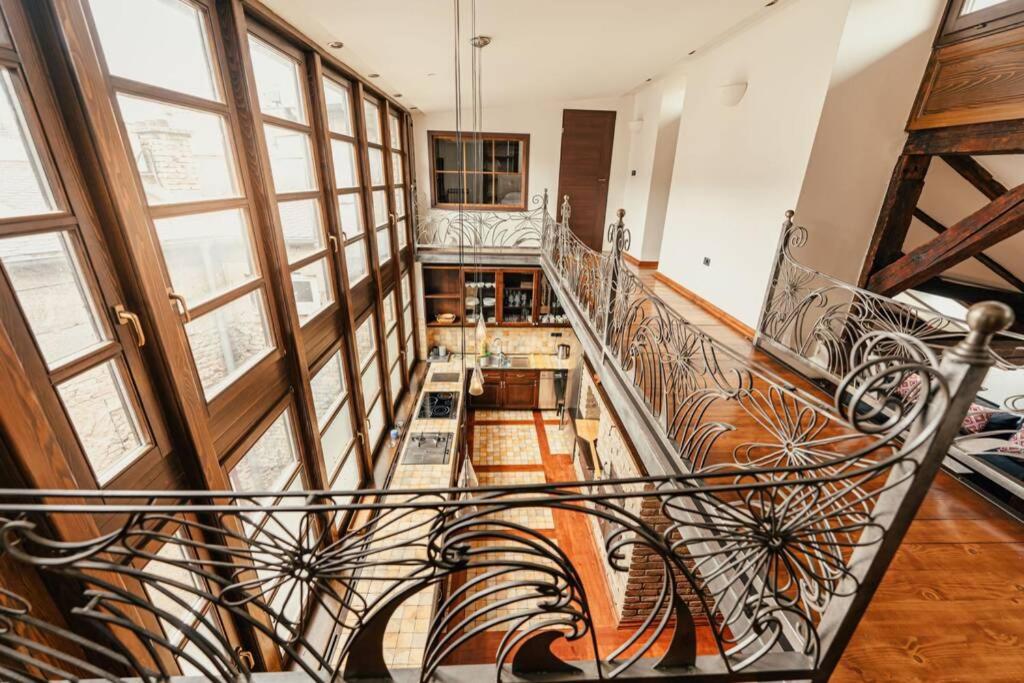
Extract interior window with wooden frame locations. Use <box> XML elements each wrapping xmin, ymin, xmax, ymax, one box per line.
<box><xmin>429</xmin><ymin>131</ymin><xmax>529</xmax><ymax>210</ymax></box>
<box><xmin>81</xmin><ymin>0</ymin><xmax>284</xmax><ymax>414</ymax></box>
<box><xmin>0</xmin><ymin>1</ymin><xmax>178</xmax><ymax>492</ymax></box>
<box><xmin>938</xmin><ymin>0</ymin><xmax>1024</xmax><ymax>44</ymax></box>
<box><xmin>353</xmin><ymin>310</ymin><xmax>388</xmax><ymax>456</ymax></box>
<box><xmin>388</xmin><ymin>109</ymin><xmax>411</xmax><ymax>253</ymax></box>
<box><xmin>246</xmin><ymin>24</ymin><xmax>337</xmax><ymax>332</ymax></box>
<box><xmin>309</xmin><ymin>342</ymin><xmax>362</xmax><ymax>501</ymax></box>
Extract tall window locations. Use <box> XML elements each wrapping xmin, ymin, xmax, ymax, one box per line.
<box><xmin>247</xmin><ymin>32</ymin><xmax>335</xmax><ymax>327</ymax></box>
<box><xmin>310</xmin><ymin>347</ymin><xmax>360</xmax><ymax>496</ymax></box>
<box><xmin>401</xmin><ymin>273</ymin><xmax>416</xmax><ymax>373</ymax></box>
<box><xmin>321</xmin><ymin>74</ymin><xmax>369</xmax><ymax>287</ymax></box>
<box><xmin>88</xmin><ymin>0</ymin><xmax>276</xmax><ymax>401</ymax></box>
<box><xmin>364</xmin><ymin>95</ymin><xmax>393</xmax><ymax>266</ymax></box>
<box><xmin>355</xmin><ymin>313</ymin><xmax>386</xmax><ymax>452</ymax></box>
<box><xmin>429</xmin><ymin>131</ymin><xmax>529</xmax><ymax>210</ymax></box>
<box><xmin>389</xmin><ymin>111</ymin><xmax>410</xmax><ymax>251</ymax></box>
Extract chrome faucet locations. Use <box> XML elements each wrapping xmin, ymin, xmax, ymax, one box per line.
<box><xmin>491</xmin><ymin>337</ymin><xmax>507</xmax><ymax>367</ymax></box>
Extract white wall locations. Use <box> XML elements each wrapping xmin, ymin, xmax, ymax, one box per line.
<box><xmin>657</xmin><ymin>0</ymin><xmax>853</xmax><ymax>328</ymax></box>
<box><xmin>793</xmin><ymin>0</ymin><xmax>945</xmax><ymax>284</ymax></box>
<box><xmin>412</xmin><ymin>97</ymin><xmax>632</xmax><ymax>243</ymax></box>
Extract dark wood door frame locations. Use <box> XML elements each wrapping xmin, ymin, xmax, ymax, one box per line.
<box><xmin>556</xmin><ymin>109</ymin><xmax>616</xmax><ymax>252</ymax></box>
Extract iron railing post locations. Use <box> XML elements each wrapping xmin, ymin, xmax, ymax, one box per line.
<box><xmin>604</xmin><ymin>209</ymin><xmax>628</xmax><ymax>348</ymax></box>
<box><xmin>754</xmin><ymin>209</ymin><xmax>795</xmax><ymax>348</ymax></box>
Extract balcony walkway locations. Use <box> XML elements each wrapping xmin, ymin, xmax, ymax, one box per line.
<box><xmin>636</xmin><ymin>267</ymin><xmax>1024</xmax><ymax>682</ymax></box>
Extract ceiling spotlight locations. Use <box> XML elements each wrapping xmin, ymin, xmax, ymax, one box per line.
<box><xmin>645</xmin><ymin>77</ymin><xmax>652</xmax><ymax>82</ymax></box>
<box><xmin>410</xmin><ymin>106</ymin><xmax>419</xmax><ymax>110</ymax></box>
<box><xmin>368</xmin><ymin>73</ymin><xmax>381</xmax><ymax>78</ymax></box>
<box><xmin>328</xmin><ymin>41</ymin><xmax>344</xmax><ymax>49</ymax></box>
<box><xmin>427</xmin><ymin>72</ymin><xmax>437</xmax><ymax>77</ymax></box>
<box><xmin>394</xmin><ymin>93</ymin><xmax>403</xmax><ymax>98</ymax></box>
<box><xmin>470</xmin><ymin>35</ymin><xmax>491</xmax><ymax>48</ymax></box>
<box><xmin>688</xmin><ymin>50</ymin><xmax>697</xmax><ymax>56</ymax></box>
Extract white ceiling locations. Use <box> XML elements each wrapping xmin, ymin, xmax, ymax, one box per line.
<box><xmin>262</xmin><ymin>0</ymin><xmax>770</xmax><ymax>113</ymax></box>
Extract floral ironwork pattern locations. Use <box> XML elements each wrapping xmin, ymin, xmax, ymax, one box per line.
<box><xmin>415</xmin><ymin>192</ymin><xmax>550</xmax><ymax>250</ymax></box>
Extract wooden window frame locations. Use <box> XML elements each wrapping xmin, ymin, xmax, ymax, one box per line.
<box><xmin>938</xmin><ymin>0</ymin><xmax>1024</xmax><ymax>45</ymax></box>
<box><xmin>428</xmin><ymin>130</ymin><xmax>529</xmax><ymax>211</ymax></box>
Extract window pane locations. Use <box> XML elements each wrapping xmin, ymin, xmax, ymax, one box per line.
<box><xmin>368</xmin><ymin>147</ymin><xmax>385</xmax><ymax>186</ymax></box>
<box><xmin>494</xmin><ymin>139</ymin><xmax>521</xmax><ymax>172</ymax></box>
<box><xmin>393</xmin><ymin>188</ymin><xmax>405</xmax><ymax>217</ymax></box>
<box><xmin>372</xmin><ymin>190</ymin><xmax>388</xmax><ymax>228</ymax></box>
<box><xmin>264</xmin><ymin>125</ymin><xmax>316</xmax><ymax>193</ymax></box>
<box><xmin>88</xmin><ymin>0</ymin><xmax>219</xmax><ymax>101</ymax></box>
<box><xmin>382</xmin><ymin>294</ymin><xmax>397</xmax><ymax>332</ymax></box>
<box><xmin>362</xmin><ymin>362</ymin><xmax>379</xmax><ymax>407</ymax></box>
<box><xmin>403</xmin><ymin>306</ymin><xmax>413</xmax><ymax>340</ymax></box>
<box><xmin>391</xmin><ymin>152</ymin><xmax>403</xmax><ymax>185</ymax></box>
<box><xmin>57</xmin><ymin>360</ymin><xmax>148</xmax><ymax>484</ymax></box>
<box><xmin>363</xmin><ymin>98</ymin><xmax>381</xmax><ymax>144</ymax></box>
<box><xmin>0</xmin><ymin>232</ymin><xmax>107</xmax><ymax>368</ymax></box>
<box><xmin>330</xmin><ymin>139</ymin><xmax>358</xmax><ymax>189</ymax></box>
<box><xmin>386</xmin><ymin>327</ymin><xmax>399</xmax><ymax>367</ymax></box>
<box><xmin>322</xmin><ymin>406</ymin><xmax>353</xmax><ymax>476</ymax></box>
<box><xmin>144</xmin><ymin>539</ymin><xmax>205</xmax><ymax>642</ymax></box>
<box><xmin>389</xmin><ymin>361</ymin><xmax>402</xmax><ymax>406</ymax></box>
<box><xmin>435</xmin><ymin>172</ymin><xmax>463</xmax><ymax>205</ymax></box>
<box><xmin>155</xmin><ymin>208</ymin><xmax>257</xmax><ymax>308</ymax></box>
<box><xmin>311</xmin><ymin>350</ymin><xmax>346</xmax><ymax>429</ymax></box>
<box><xmin>389</xmin><ymin>115</ymin><xmax>402</xmax><ymax>150</ymax></box>
<box><xmin>355</xmin><ymin>316</ymin><xmax>375</xmax><ymax>368</ymax></box>
<box><xmin>345</xmin><ymin>239</ymin><xmax>367</xmax><ymax>284</ymax></box>
<box><xmin>185</xmin><ymin>290</ymin><xmax>274</xmax><ymax>399</ymax></box>
<box><xmin>248</xmin><ymin>34</ymin><xmax>306</xmax><ymax>124</ymax></box>
<box><xmin>368</xmin><ymin>397</ymin><xmax>385</xmax><ymax>447</ymax></box>
<box><xmin>337</xmin><ymin>193</ymin><xmax>364</xmax><ymax>238</ymax></box>
<box><xmin>0</xmin><ymin>71</ymin><xmax>57</xmax><ymax>218</ymax></box>
<box><xmin>279</xmin><ymin>198</ymin><xmax>325</xmax><ymax>264</ymax></box>
<box><xmin>322</xmin><ymin>77</ymin><xmax>353</xmax><ymax>136</ymax></box>
<box><xmin>397</xmin><ymin>218</ymin><xmax>408</xmax><ymax>251</ymax></box>
<box><xmin>405</xmin><ymin>335</ymin><xmax>415</xmax><ymax>371</ymax></box>
<box><xmin>433</xmin><ymin>137</ymin><xmax>459</xmax><ymax>170</ymax></box>
<box><xmin>230</xmin><ymin>408</ymin><xmax>299</xmax><ymax>492</ymax></box>
<box><xmin>401</xmin><ymin>274</ymin><xmax>410</xmax><ymax>303</ymax></box>
<box><xmin>962</xmin><ymin>0</ymin><xmax>1010</xmax><ymax>14</ymax></box>
<box><xmin>118</xmin><ymin>94</ymin><xmax>239</xmax><ymax>205</ymax></box>
<box><xmin>292</xmin><ymin>257</ymin><xmax>333</xmax><ymax>324</ymax></box>
<box><xmin>332</xmin><ymin>449</ymin><xmax>359</xmax><ymax>489</ymax></box>
<box><xmin>494</xmin><ymin>174</ymin><xmax>522</xmax><ymax>206</ymax></box>
<box><xmin>376</xmin><ymin>227</ymin><xmax>391</xmax><ymax>264</ymax></box>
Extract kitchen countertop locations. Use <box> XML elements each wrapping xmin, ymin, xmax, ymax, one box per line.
<box><xmin>429</xmin><ymin>352</ymin><xmax>574</xmax><ymax>371</ymax></box>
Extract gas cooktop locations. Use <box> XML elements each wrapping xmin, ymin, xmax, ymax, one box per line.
<box><xmin>417</xmin><ymin>391</ymin><xmax>456</xmax><ymax>419</ymax></box>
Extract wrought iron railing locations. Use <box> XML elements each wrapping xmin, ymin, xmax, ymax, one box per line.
<box><xmin>755</xmin><ymin>211</ymin><xmax>1024</xmax><ymax>493</ymax></box>
<box><xmin>0</xmin><ymin>204</ymin><xmax>1012</xmax><ymax>682</ymax></box>
<box><xmin>414</xmin><ymin>190</ymin><xmax>552</xmax><ymax>251</ymax></box>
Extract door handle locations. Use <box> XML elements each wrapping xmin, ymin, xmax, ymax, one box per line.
<box><xmin>597</xmin><ymin>178</ymin><xmax>607</xmax><ymax>183</ymax></box>
<box><xmin>167</xmin><ymin>289</ymin><xmax>192</xmax><ymax>322</ymax></box>
<box><xmin>113</xmin><ymin>304</ymin><xmax>146</xmax><ymax>348</ymax></box>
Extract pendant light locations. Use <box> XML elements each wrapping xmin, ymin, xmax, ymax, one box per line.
<box><xmin>466</xmin><ymin>0</ymin><xmax>488</xmax><ymax>396</ymax></box>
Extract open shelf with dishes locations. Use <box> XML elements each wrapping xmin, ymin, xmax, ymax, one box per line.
<box><xmin>421</xmin><ymin>265</ymin><xmax>569</xmax><ymax>328</ymax></box>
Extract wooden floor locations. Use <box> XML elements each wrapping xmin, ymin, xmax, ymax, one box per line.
<box><xmin>637</xmin><ymin>267</ymin><xmax>1024</xmax><ymax>682</ymax></box>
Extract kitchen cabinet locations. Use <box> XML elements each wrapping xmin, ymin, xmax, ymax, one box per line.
<box><xmin>423</xmin><ymin>265</ymin><xmax>567</xmax><ymax>328</ymax></box>
<box><xmin>468</xmin><ymin>369</ymin><xmax>539</xmax><ymax>409</ymax></box>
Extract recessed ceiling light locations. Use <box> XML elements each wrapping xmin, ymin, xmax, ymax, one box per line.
<box><xmin>394</xmin><ymin>93</ymin><xmax>403</xmax><ymax>98</ymax></box>
<box><xmin>328</xmin><ymin>41</ymin><xmax>344</xmax><ymax>49</ymax></box>
<box><xmin>427</xmin><ymin>72</ymin><xmax>437</xmax><ymax>77</ymax></box>
<box><xmin>645</xmin><ymin>78</ymin><xmax>652</xmax><ymax>82</ymax></box>
<box><xmin>410</xmin><ymin>106</ymin><xmax>419</xmax><ymax>110</ymax></box>
<box><xmin>369</xmin><ymin>73</ymin><xmax>381</xmax><ymax>78</ymax></box>
<box><xmin>688</xmin><ymin>50</ymin><xmax>697</xmax><ymax>55</ymax></box>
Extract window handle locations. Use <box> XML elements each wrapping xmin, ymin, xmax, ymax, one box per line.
<box><xmin>234</xmin><ymin>647</ymin><xmax>255</xmax><ymax>671</ymax></box>
<box><xmin>389</xmin><ymin>213</ymin><xmax>396</xmax><ymax>225</ymax></box>
<box><xmin>328</xmin><ymin>234</ymin><xmax>340</xmax><ymax>253</ymax></box>
<box><xmin>167</xmin><ymin>289</ymin><xmax>192</xmax><ymax>322</ymax></box>
<box><xmin>113</xmin><ymin>304</ymin><xmax>146</xmax><ymax>348</ymax></box>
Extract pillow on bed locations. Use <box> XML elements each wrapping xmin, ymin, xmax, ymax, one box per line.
<box><xmin>998</xmin><ymin>426</ymin><xmax>1024</xmax><ymax>454</ymax></box>
<box><xmin>961</xmin><ymin>403</ymin><xmax>993</xmax><ymax>434</ymax></box>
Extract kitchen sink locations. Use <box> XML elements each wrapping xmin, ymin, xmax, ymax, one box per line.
<box><xmin>481</xmin><ymin>354</ymin><xmax>531</xmax><ymax>369</ymax></box>
<box><xmin>507</xmin><ymin>355</ymin><xmax>531</xmax><ymax>368</ymax></box>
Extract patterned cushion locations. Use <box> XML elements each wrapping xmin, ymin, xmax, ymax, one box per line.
<box><xmin>998</xmin><ymin>426</ymin><xmax>1024</xmax><ymax>454</ymax></box>
<box><xmin>895</xmin><ymin>373</ymin><xmax>920</xmax><ymax>399</ymax></box>
<box><xmin>961</xmin><ymin>403</ymin><xmax>992</xmax><ymax>434</ymax></box>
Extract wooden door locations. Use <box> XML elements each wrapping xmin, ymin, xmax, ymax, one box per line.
<box><xmin>556</xmin><ymin>109</ymin><xmax>616</xmax><ymax>251</ymax></box>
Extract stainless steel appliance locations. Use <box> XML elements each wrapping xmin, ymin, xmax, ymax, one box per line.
<box><xmin>403</xmin><ymin>432</ymin><xmax>453</xmax><ymax>465</ymax></box>
<box><xmin>417</xmin><ymin>391</ymin><xmax>457</xmax><ymax>419</ymax></box>
<box><xmin>538</xmin><ymin>371</ymin><xmax>556</xmax><ymax>409</ymax></box>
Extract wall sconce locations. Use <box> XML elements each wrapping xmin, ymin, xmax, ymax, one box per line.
<box><xmin>719</xmin><ymin>82</ymin><xmax>748</xmax><ymax>107</ymax></box>
<box><xmin>628</xmin><ymin>118</ymin><xmax>644</xmax><ymax>133</ymax></box>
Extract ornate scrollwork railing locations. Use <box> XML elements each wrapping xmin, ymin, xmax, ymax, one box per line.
<box><xmin>755</xmin><ymin>211</ymin><xmax>1024</xmax><ymax>473</ymax></box>
<box><xmin>0</xmin><ymin>203</ymin><xmax>1011</xmax><ymax>683</ymax></box>
<box><xmin>415</xmin><ymin>191</ymin><xmax>553</xmax><ymax>250</ymax></box>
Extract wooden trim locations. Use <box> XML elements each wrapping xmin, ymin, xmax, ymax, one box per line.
<box><xmin>653</xmin><ymin>271</ymin><xmax>755</xmax><ymax>341</ymax></box>
<box><xmin>905</xmin><ymin>118</ymin><xmax>1024</xmax><ymax>155</ymax></box>
<box><xmin>621</xmin><ymin>251</ymin><xmax>658</xmax><ymax>269</ymax></box>
<box><xmin>868</xmin><ymin>181</ymin><xmax>1024</xmax><ymax>295</ymax></box>
<box><xmin>937</xmin><ymin>0</ymin><xmax>1024</xmax><ymax>47</ymax></box>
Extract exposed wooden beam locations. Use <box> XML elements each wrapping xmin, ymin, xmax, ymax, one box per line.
<box><xmin>940</xmin><ymin>155</ymin><xmax>1009</xmax><ymax>200</ymax></box>
<box><xmin>913</xmin><ymin>207</ymin><xmax>1024</xmax><ymax>291</ymax></box>
<box><xmin>905</xmin><ymin>119</ymin><xmax>1024</xmax><ymax>155</ymax></box>
<box><xmin>858</xmin><ymin>154</ymin><xmax>931</xmax><ymax>286</ymax></box>
<box><xmin>868</xmin><ymin>182</ymin><xmax>1024</xmax><ymax>295</ymax></box>
<box><xmin>915</xmin><ymin>277</ymin><xmax>1024</xmax><ymax>333</ymax></box>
